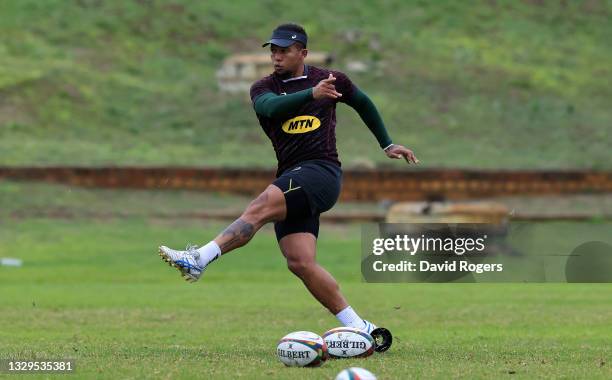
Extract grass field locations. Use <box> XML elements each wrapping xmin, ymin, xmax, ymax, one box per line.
<box><xmin>1</xmin><ymin>0</ymin><xmax>611</xmax><ymax>169</ymax></box>
<box><xmin>1</xmin><ymin>183</ymin><xmax>611</xmax><ymax>379</ymax></box>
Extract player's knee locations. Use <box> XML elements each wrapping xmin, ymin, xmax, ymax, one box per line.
<box><xmin>243</xmin><ymin>201</ymin><xmax>265</xmax><ymax>223</ymax></box>
<box><xmin>243</xmin><ymin>187</ymin><xmax>283</xmax><ymax>224</ymax></box>
<box><xmin>286</xmin><ymin>258</ymin><xmax>314</xmax><ymax>277</ymax></box>
<box><xmin>243</xmin><ymin>203</ymin><xmax>273</xmax><ymax>226</ymax></box>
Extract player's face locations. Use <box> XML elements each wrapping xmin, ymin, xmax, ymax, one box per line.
<box><xmin>270</xmin><ymin>44</ymin><xmax>306</xmax><ymax>75</ymax></box>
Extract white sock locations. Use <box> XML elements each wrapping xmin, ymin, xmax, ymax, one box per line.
<box><xmin>195</xmin><ymin>241</ymin><xmax>221</xmax><ymax>267</ymax></box>
<box><xmin>335</xmin><ymin>306</ymin><xmax>366</xmax><ymax>330</ymax></box>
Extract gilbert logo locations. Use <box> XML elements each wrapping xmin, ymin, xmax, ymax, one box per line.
<box><xmin>282</xmin><ymin>115</ymin><xmax>321</xmax><ymax>134</ymax></box>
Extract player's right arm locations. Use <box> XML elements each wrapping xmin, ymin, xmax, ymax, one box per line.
<box><xmin>253</xmin><ymin>89</ymin><xmax>313</xmax><ymax>119</ymax></box>
<box><xmin>251</xmin><ymin>75</ymin><xmax>340</xmax><ymax>119</ymax></box>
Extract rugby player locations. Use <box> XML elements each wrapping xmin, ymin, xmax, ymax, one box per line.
<box><xmin>159</xmin><ymin>23</ymin><xmax>418</xmax><ymax>350</ymax></box>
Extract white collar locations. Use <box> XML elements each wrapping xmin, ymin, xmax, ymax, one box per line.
<box><xmin>280</xmin><ymin>65</ymin><xmax>309</xmax><ymax>83</ymax></box>
<box><xmin>282</xmin><ymin>75</ymin><xmax>307</xmax><ymax>83</ymax></box>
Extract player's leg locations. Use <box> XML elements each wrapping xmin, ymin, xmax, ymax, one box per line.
<box><xmin>276</xmin><ymin>225</ymin><xmax>374</xmax><ymax>330</ymax></box>
<box><xmin>279</xmin><ymin>232</ymin><xmax>348</xmax><ymax>314</ymax></box>
<box><xmin>159</xmin><ymin>184</ymin><xmax>286</xmax><ymax>281</ymax></box>
<box><xmin>212</xmin><ymin>184</ymin><xmax>286</xmax><ymax>253</ymax></box>
<box><xmin>278</xmin><ymin>228</ymin><xmax>393</xmax><ymax>351</ymax></box>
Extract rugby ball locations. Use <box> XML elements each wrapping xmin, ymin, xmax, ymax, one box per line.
<box><xmin>276</xmin><ymin>331</ymin><xmax>328</xmax><ymax>367</ymax></box>
<box><xmin>336</xmin><ymin>367</ymin><xmax>377</xmax><ymax>380</ymax></box>
<box><xmin>322</xmin><ymin>327</ymin><xmax>375</xmax><ymax>358</ymax></box>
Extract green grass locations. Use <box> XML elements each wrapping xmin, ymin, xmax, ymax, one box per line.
<box><xmin>0</xmin><ymin>0</ymin><xmax>611</xmax><ymax>169</ymax></box>
<box><xmin>1</xmin><ymin>182</ymin><xmax>612</xmax><ymax>378</ymax></box>
<box><xmin>1</xmin><ymin>219</ymin><xmax>611</xmax><ymax>379</ymax></box>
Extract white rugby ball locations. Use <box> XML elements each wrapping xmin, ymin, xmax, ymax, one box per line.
<box><xmin>336</xmin><ymin>367</ymin><xmax>377</xmax><ymax>380</ymax></box>
<box><xmin>276</xmin><ymin>331</ymin><xmax>328</xmax><ymax>367</ymax></box>
<box><xmin>322</xmin><ymin>327</ymin><xmax>375</xmax><ymax>358</ymax></box>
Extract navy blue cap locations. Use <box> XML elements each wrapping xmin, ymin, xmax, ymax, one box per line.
<box><xmin>262</xmin><ymin>29</ymin><xmax>307</xmax><ymax>48</ymax></box>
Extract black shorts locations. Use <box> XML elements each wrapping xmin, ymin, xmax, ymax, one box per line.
<box><xmin>272</xmin><ymin>159</ymin><xmax>342</xmax><ymax>241</ymax></box>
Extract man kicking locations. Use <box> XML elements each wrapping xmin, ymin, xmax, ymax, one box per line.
<box><xmin>158</xmin><ymin>23</ymin><xmax>418</xmax><ymax>351</ymax></box>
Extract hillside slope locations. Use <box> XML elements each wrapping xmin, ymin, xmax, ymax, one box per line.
<box><xmin>0</xmin><ymin>0</ymin><xmax>610</xmax><ymax>169</ymax></box>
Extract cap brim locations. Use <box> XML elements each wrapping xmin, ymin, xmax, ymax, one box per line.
<box><xmin>262</xmin><ymin>38</ymin><xmax>296</xmax><ymax>48</ymax></box>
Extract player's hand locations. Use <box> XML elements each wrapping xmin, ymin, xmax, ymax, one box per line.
<box><xmin>384</xmin><ymin>144</ymin><xmax>419</xmax><ymax>164</ymax></box>
<box><xmin>312</xmin><ymin>73</ymin><xmax>342</xmax><ymax>100</ymax></box>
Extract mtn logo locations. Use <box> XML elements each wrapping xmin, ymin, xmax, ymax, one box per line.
<box><xmin>282</xmin><ymin>115</ymin><xmax>321</xmax><ymax>134</ymax></box>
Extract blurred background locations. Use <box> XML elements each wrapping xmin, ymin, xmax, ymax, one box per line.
<box><xmin>1</xmin><ymin>1</ymin><xmax>611</xmax><ymax>378</ymax></box>
<box><xmin>1</xmin><ymin>0</ymin><xmax>611</xmax><ymax>219</ymax></box>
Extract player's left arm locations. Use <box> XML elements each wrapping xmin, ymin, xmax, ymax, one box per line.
<box><xmin>336</xmin><ymin>72</ymin><xmax>419</xmax><ymax>164</ymax></box>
